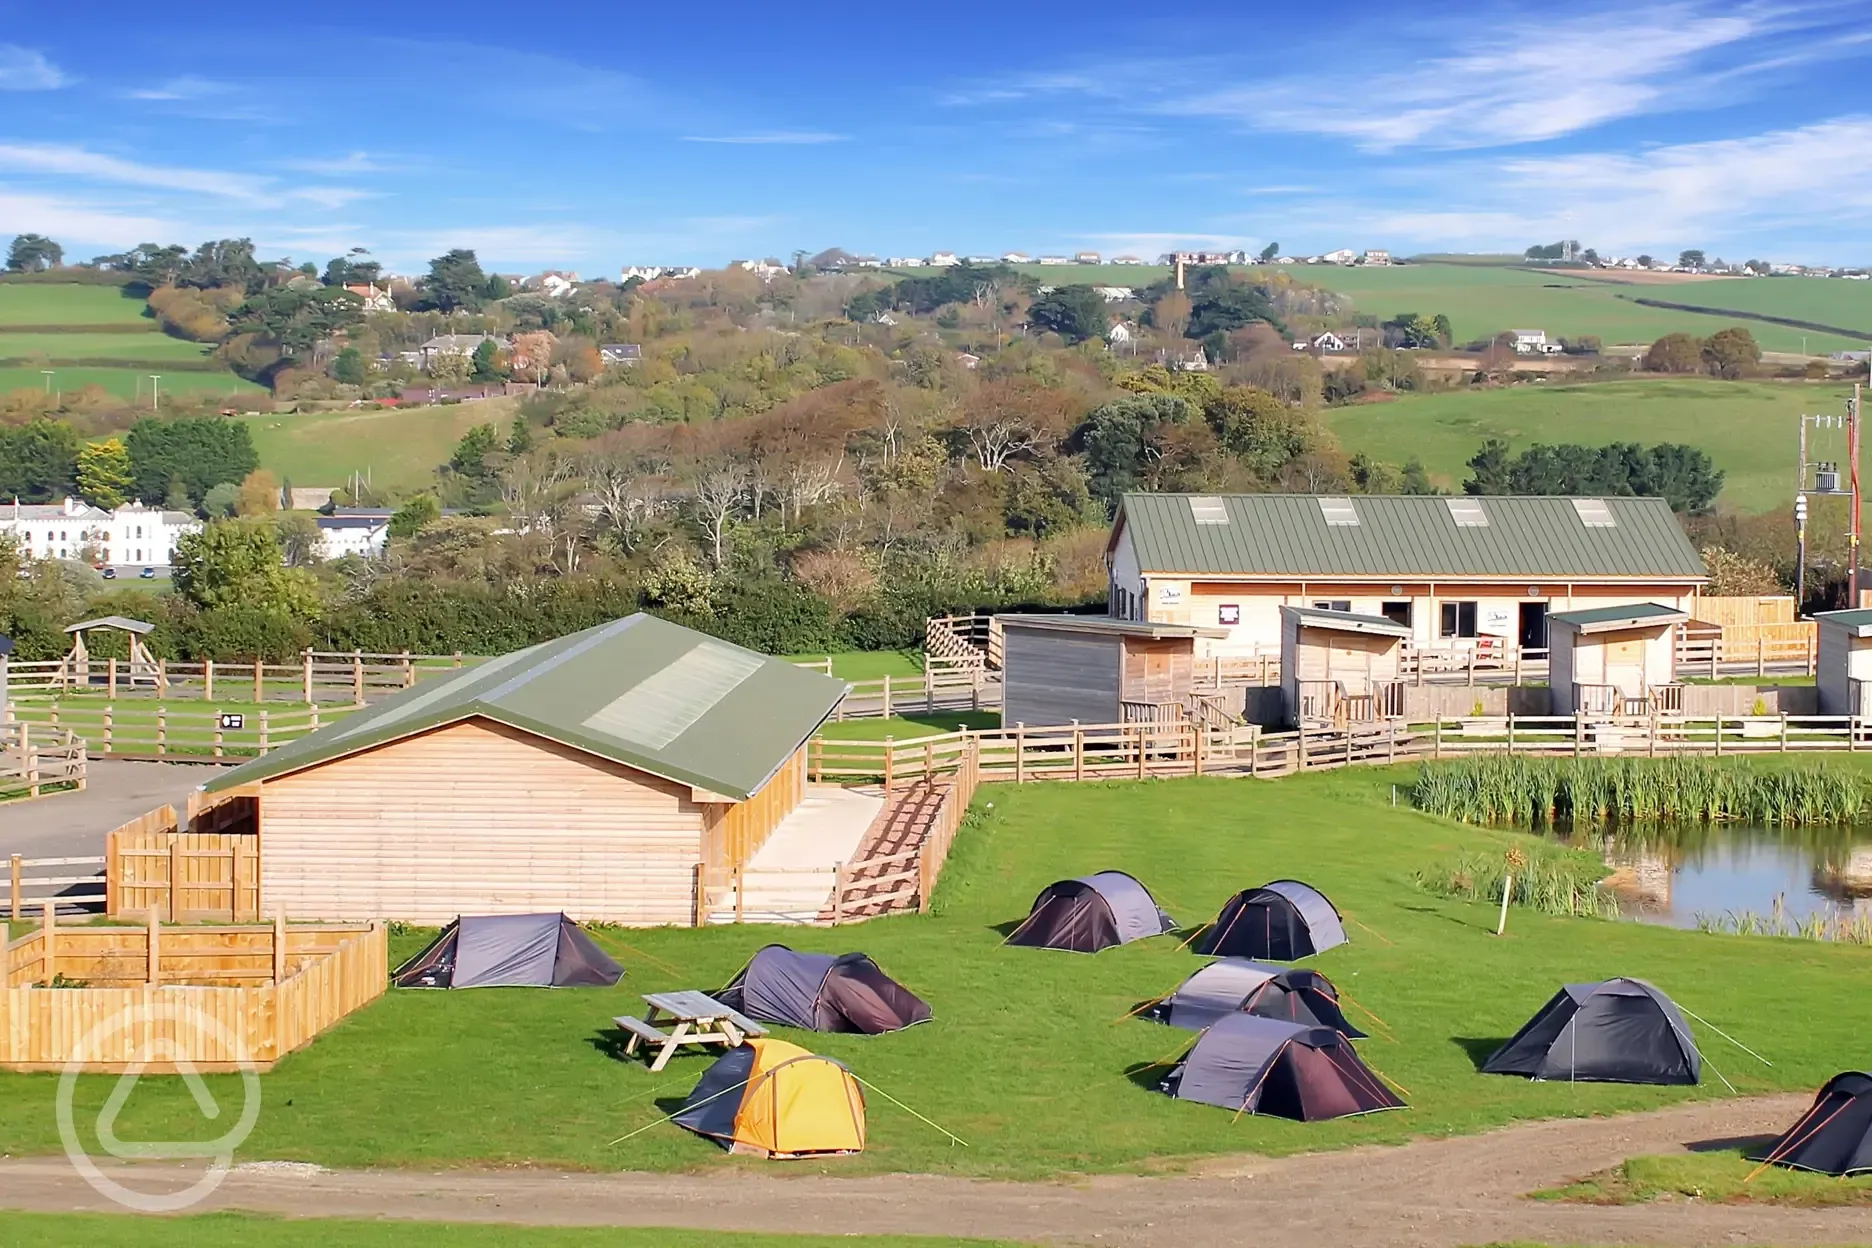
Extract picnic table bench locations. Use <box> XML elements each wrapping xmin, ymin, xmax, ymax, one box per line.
<box><xmin>614</xmin><ymin>989</ymin><xmax>767</xmax><ymax>1072</ymax></box>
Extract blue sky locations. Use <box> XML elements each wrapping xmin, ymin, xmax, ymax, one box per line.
<box><xmin>2</xmin><ymin>1</ymin><xmax>1871</xmax><ymax>274</ymax></box>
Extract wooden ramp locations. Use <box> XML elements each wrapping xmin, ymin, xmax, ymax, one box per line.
<box><xmin>824</xmin><ymin>779</ymin><xmax>953</xmax><ymax>921</ymax></box>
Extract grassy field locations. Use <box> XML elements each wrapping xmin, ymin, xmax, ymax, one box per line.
<box><xmin>237</xmin><ymin>401</ymin><xmax>518</xmax><ymax>495</ymax></box>
<box><xmin>0</xmin><ymin>367</ymin><xmax>261</xmax><ymax>402</ymax></box>
<box><xmin>6</xmin><ymin>763</ymin><xmax>1871</xmax><ymax>1178</ymax></box>
<box><xmin>0</xmin><ymin>332</ymin><xmax>217</xmax><ymax>362</ymax></box>
<box><xmin>787</xmin><ymin>650</ymin><xmax>924</xmax><ymax>680</ymax></box>
<box><xmin>1538</xmin><ymin>1149</ymin><xmax>1872</xmax><ymax>1206</ymax></box>
<box><xmin>1567</xmin><ymin>273</ymin><xmax>1872</xmax><ymax>340</ymax></box>
<box><xmin>1324</xmin><ymin>378</ymin><xmax>1853</xmax><ymax>511</ymax></box>
<box><xmin>0</xmin><ymin>284</ymin><xmax>150</xmax><ymax>327</ymax></box>
<box><xmin>816</xmin><ymin>711</ymin><xmax>999</xmax><ymax>740</ymax></box>
<box><xmin>0</xmin><ymin>1214</ymin><xmax>1016</xmax><ymax>1248</ymax></box>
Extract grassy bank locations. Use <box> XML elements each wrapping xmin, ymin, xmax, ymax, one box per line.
<box><xmin>5</xmin><ymin>766</ymin><xmax>1871</xmax><ymax>1177</ymax></box>
<box><xmin>0</xmin><ymin>284</ymin><xmax>150</xmax><ymax>328</ymax></box>
<box><xmin>237</xmin><ymin>400</ymin><xmax>519</xmax><ymax>495</ymax></box>
<box><xmin>1411</xmin><ymin>756</ymin><xmax>1871</xmax><ymax>826</ymax></box>
<box><xmin>1537</xmin><ymin>1149</ymin><xmax>1872</xmax><ymax>1206</ymax></box>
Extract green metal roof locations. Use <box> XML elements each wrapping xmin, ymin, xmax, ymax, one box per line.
<box><xmin>1548</xmin><ymin>603</ymin><xmax>1688</xmax><ymax>632</ymax></box>
<box><xmin>1115</xmin><ymin>494</ymin><xmax>1707</xmax><ymax>580</ymax></box>
<box><xmin>1816</xmin><ymin>608</ymin><xmax>1872</xmax><ymax>637</ymax></box>
<box><xmin>206</xmin><ymin>614</ymin><xmax>850</xmax><ymax>801</ymax></box>
<box><xmin>1281</xmin><ymin>605</ymin><xmax>1413</xmax><ymax>637</ymax></box>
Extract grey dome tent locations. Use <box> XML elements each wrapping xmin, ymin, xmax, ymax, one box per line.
<box><xmin>1145</xmin><ymin>958</ymin><xmax>1364</xmax><ymax>1037</ymax></box>
<box><xmin>717</xmin><ymin>944</ymin><xmax>932</xmax><ymax>1034</ymax></box>
<box><xmin>1004</xmin><ymin>871</ymin><xmax>1176</xmax><ymax>953</ymax></box>
<box><xmin>1757</xmin><ymin>1073</ymin><xmax>1872</xmax><ymax>1176</ymax></box>
<box><xmin>1160</xmin><ymin>1013</ymin><xmax>1404</xmax><ymax>1121</ymax></box>
<box><xmin>1482</xmin><ymin>978</ymin><xmax>1701</xmax><ymax>1085</ymax></box>
<box><xmin>1193</xmin><ymin>880</ymin><xmax>1346</xmax><ymax>960</ymax></box>
<box><xmin>393</xmin><ymin>913</ymin><xmax>624</xmax><ymax>989</ymax></box>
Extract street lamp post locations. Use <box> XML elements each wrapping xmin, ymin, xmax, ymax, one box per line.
<box><xmin>148</xmin><ymin>375</ymin><xmax>162</xmax><ymax>411</ymax></box>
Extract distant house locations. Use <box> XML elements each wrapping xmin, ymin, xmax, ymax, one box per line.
<box><xmin>1094</xmin><ymin>286</ymin><xmax>1134</xmax><ymax>302</ymax></box>
<box><xmin>1320</xmin><ymin>248</ymin><xmax>1358</xmax><ymax>265</ymax></box>
<box><xmin>1107</xmin><ymin>321</ymin><xmax>1135</xmax><ymax>346</ymax></box>
<box><xmin>965</xmin><ymin>255</ymin><xmax>999</xmax><ymax>265</ymax></box>
<box><xmin>1160</xmin><ymin>346</ymin><xmax>1208</xmax><ymax>372</ymax></box>
<box><xmin>1312</xmin><ymin>332</ymin><xmax>1348</xmax><ymax>352</ymax></box>
<box><xmin>1037</xmin><ymin>255</ymin><xmax>1071</xmax><ymax>266</ymax></box>
<box><xmin>600</xmin><ymin>344</ymin><xmax>643</xmax><ymax>367</ymax></box>
<box><xmin>529</xmin><ymin>272</ymin><xmax>578</xmax><ymax>298</ymax></box>
<box><xmin>342</xmin><ymin>282</ymin><xmax>396</xmax><ymax>313</ymax></box>
<box><xmin>873</xmin><ymin>311</ymin><xmax>898</xmax><ymax>327</ymax></box>
<box><xmin>1359</xmin><ymin>250</ymin><xmax>1392</xmax><ymax>266</ymax></box>
<box><xmin>622</xmin><ymin>264</ymin><xmax>700</xmax><ymax>282</ymax></box>
<box><xmin>928</xmin><ymin>252</ymin><xmax>960</xmax><ymax>266</ymax></box>
<box><xmin>0</xmin><ymin>497</ymin><xmax>196</xmax><ymax>567</ymax></box>
<box><xmin>887</xmin><ymin>256</ymin><xmax>925</xmax><ymax>268</ymax></box>
<box><xmin>1074</xmin><ymin>251</ymin><xmax>1101</xmax><ymax>263</ymax></box>
<box><xmin>315</xmin><ymin>515</ymin><xmax>390</xmax><ymax>561</ymax></box>
<box><xmin>281</xmin><ymin>487</ymin><xmax>338</xmax><ymax>512</ymax></box>
<box><xmin>1110</xmin><ymin>255</ymin><xmax>1145</xmax><ymax>265</ymax></box>
<box><xmin>1510</xmin><ymin>329</ymin><xmax>1562</xmax><ymax>356</ymax></box>
<box><xmin>956</xmin><ymin>352</ymin><xmax>981</xmax><ymax>369</ymax></box>
<box><xmin>1001</xmin><ymin>252</ymin><xmax>1033</xmax><ymax>263</ymax></box>
<box><xmin>418</xmin><ymin>334</ymin><xmax>508</xmax><ymax>370</ymax></box>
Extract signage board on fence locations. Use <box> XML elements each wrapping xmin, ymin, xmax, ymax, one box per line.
<box><xmin>218</xmin><ymin>713</ymin><xmax>244</xmax><ymax>731</ymax></box>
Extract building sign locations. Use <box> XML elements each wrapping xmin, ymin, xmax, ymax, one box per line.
<box><xmin>1158</xmin><ymin>585</ymin><xmax>1183</xmax><ymax>603</ymax></box>
<box><xmin>218</xmin><ymin>713</ymin><xmax>245</xmax><ymax>731</ymax></box>
<box><xmin>1482</xmin><ymin>607</ymin><xmax>1514</xmax><ymax>636</ymax></box>
<box><xmin>1218</xmin><ymin>604</ymin><xmax>1240</xmax><ymax>625</ymax></box>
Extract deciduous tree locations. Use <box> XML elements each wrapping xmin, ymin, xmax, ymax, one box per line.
<box><xmin>75</xmin><ymin>437</ymin><xmax>132</xmax><ymax>509</ymax></box>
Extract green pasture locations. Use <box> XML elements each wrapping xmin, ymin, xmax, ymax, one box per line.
<box><xmin>237</xmin><ymin>401</ymin><xmax>518</xmax><ymax>495</ymax></box>
<box><xmin>816</xmin><ymin>711</ymin><xmax>999</xmax><ymax>741</ymax></box>
<box><xmin>786</xmin><ymin>650</ymin><xmax>924</xmax><ymax>680</ymax></box>
<box><xmin>0</xmin><ymin>1214</ymin><xmax>1016</xmax><ymax>1248</ymax></box>
<box><xmin>5</xmin><ymin>764</ymin><xmax>1870</xmax><ymax>1177</ymax></box>
<box><xmin>1324</xmin><ymin>378</ymin><xmax>1855</xmax><ymax>511</ymax></box>
<box><xmin>1567</xmin><ymin>273</ymin><xmax>1872</xmax><ymax>342</ymax></box>
<box><xmin>0</xmin><ymin>367</ymin><xmax>261</xmax><ymax>402</ymax></box>
<box><xmin>0</xmin><ymin>284</ymin><xmax>150</xmax><ymax>328</ymax></box>
<box><xmin>0</xmin><ymin>332</ymin><xmax>216</xmax><ymax>363</ymax></box>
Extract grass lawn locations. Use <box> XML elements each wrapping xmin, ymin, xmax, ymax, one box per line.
<box><xmin>8</xmin><ymin>698</ymin><xmax>358</xmax><ymax>757</ymax></box>
<box><xmin>0</xmin><ymin>367</ymin><xmax>261</xmax><ymax>402</ymax></box>
<box><xmin>786</xmin><ymin>650</ymin><xmax>925</xmax><ymax>680</ymax></box>
<box><xmin>816</xmin><ymin>711</ymin><xmax>1000</xmax><ymax>740</ymax></box>
<box><xmin>5</xmin><ymin>764</ymin><xmax>1872</xmax><ymax>1178</ymax></box>
<box><xmin>0</xmin><ymin>1213</ymin><xmax>1018</xmax><ymax>1248</ymax></box>
<box><xmin>1324</xmin><ymin>378</ymin><xmax>1855</xmax><ymax>511</ymax></box>
<box><xmin>1537</xmin><ymin>1150</ymin><xmax>1872</xmax><ymax>1206</ymax></box>
<box><xmin>1572</xmin><ymin>273</ymin><xmax>1872</xmax><ymax>341</ymax></box>
<box><xmin>0</xmin><ymin>332</ymin><xmax>217</xmax><ymax>363</ymax></box>
<box><xmin>0</xmin><ymin>284</ymin><xmax>150</xmax><ymax>328</ymax></box>
<box><xmin>236</xmin><ymin>400</ymin><xmax>519</xmax><ymax>496</ymax></box>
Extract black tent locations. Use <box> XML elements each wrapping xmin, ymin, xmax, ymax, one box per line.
<box><xmin>1482</xmin><ymin>978</ymin><xmax>1701</xmax><ymax>1085</ymax></box>
<box><xmin>1004</xmin><ymin>871</ymin><xmax>1176</xmax><ymax>953</ymax></box>
<box><xmin>1145</xmin><ymin>958</ymin><xmax>1365</xmax><ymax>1037</ymax></box>
<box><xmin>717</xmin><ymin>944</ymin><xmax>932</xmax><ymax>1034</ymax></box>
<box><xmin>393</xmin><ymin>913</ymin><xmax>624</xmax><ymax>988</ymax></box>
<box><xmin>1757</xmin><ymin>1073</ymin><xmax>1872</xmax><ymax>1175</ymax></box>
<box><xmin>1193</xmin><ymin>880</ymin><xmax>1347</xmax><ymax>960</ymax></box>
<box><xmin>1160</xmin><ymin>1014</ymin><xmax>1403</xmax><ymax>1121</ymax></box>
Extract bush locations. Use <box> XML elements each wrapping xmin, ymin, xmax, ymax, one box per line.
<box><xmin>181</xmin><ymin>604</ymin><xmax>313</xmax><ymax>662</ymax></box>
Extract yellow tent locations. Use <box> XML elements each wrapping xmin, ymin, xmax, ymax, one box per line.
<box><xmin>674</xmin><ymin>1037</ymin><xmax>867</xmax><ymax>1158</ymax></box>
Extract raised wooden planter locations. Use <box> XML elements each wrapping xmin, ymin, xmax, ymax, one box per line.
<box><xmin>0</xmin><ymin>912</ymin><xmax>386</xmax><ymax>1072</ymax></box>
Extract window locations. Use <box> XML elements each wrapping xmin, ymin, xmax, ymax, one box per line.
<box><xmin>135</xmin><ymin>525</ymin><xmax>142</xmax><ymax>538</ymax></box>
<box><xmin>1571</xmin><ymin>498</ymin><xmax>1616</xmax><ymax>528</ymax></box>
<box><xmin>1188</xmin><ymin>496</ymin><xmax>1229</xmax><ymax>525</ymax></box>
<box><xmin>1440</xmin><ymin>601</ymin><xmax>1479</xmax><ymax>638</ymax></box>
<box><xmin>1445</xmin><ymin>497</ymin><xmax>1489</xmax><ymax>526</ymax></box>
<box><xmin>1317</xmin><ymin>497</ymin><xmax>1359</xmax><ymax>526</ymax></box>
<box><xmin>1218</xmin><ymin>604</ymin><xmax>1240</xmax><ymax>626</ymax></box>
<box><xmin>1312</xmin><ymin>600</ymin><xmax>1352</xmax><ymax>612</ymax></box>
<box><xmin>1381</xmin><ymin>601</ymin><xmax>1413</xmax><ymax>627</ymax></box>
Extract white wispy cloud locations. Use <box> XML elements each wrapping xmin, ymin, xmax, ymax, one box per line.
<box><xmin>0</xmin><ymin>143</ymin><xmax>271</xmax><ymax>200</ymax></box>
<box><xmin>280</xmin><ymin>152</ymin><xmax>392</xmax><ymax>175</ymax></box>
<box><xmin>0</xmin><ymin>45</ymin><xmax>67</xmax><ymax>91</ymax></box>
<box><xmin>0</xmin><ymin>191</ymin><xmax>180</xmax><ymax>246</ymax></box>
<box><xmin>681</xmin><ymin>132</ymin><xmax>849</xmax><ymax>145</ymax></box>
<box><xmin>125</xmin><ymin>75</ymin><xmax>231</xmax><ymax>101</ymax></box>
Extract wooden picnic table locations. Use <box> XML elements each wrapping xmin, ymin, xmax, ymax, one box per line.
<box><xmin>614</xmin><ymin>990</ymin><xmax>767</xmax><ymax>1072</ymax></box>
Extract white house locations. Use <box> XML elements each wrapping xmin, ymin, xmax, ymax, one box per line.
<box><xmin>315</xmin><ymin>515</ymin><xmax>389</xmax><ymax>561</ymax></box>
<box><xmin>1510</xmin><ymin>329</ymin><xmax>1562</xmax><ymax>356</ymax></box>
<box><xmin>1074</xmin><ymin>251</ymin><xmax>1101</xmax><ymax>264</ymax></box>
<box><xmin>1094</xmin><ymin>286</ymin><xmax>1134</xmax><ymax>302</ymax></box>
<box><xmin>342</xmin><ymin>282</ymin><xmax>396</xmax><ymax>313</ymax></box>
<box><xmin>600</xmin><ymin>344</ymin><xmax>643</xmax><ymax>367</ymax></box>
<box><xmin>1107</xmin><ymin>321</ymin><xmax>1135</xmax><ymax>346</ymax></box>
<box><xmin>928</xmin><ymin>252</ymin><xmax>960</xmax><ymax>267</ymax></box>
<box><xmin>1110</xmin><ymin>255</ymin><xmax>1145</xmax><ymax>265</ymax></box>
<box><xmin>1312</xmin><ymin>332</ymin><xmax>1348</xmax><ymax>352</ymax></box>
<box><xmin>886</xmin><ymin>257</ymin><xmax>925</xmax><ymax>268</ymax></box>
<box><xmin>1360</xmin><ymin>250</ymin><xmax>1392</xmax><ymax>266</ymax></box>
<box><xmin>418</xmin><ymin>334</ymin><xmax>508</xmax><ymax>370</ymax></box>
<box><xmin>1037</xmin><ymin>255</ymin><xmax>1072</xmax><ymax>265</ymax></box>
<box><xmin>0</xmin><ymin>498</ymin><xmax>198</xmax><ymax>567</ymax></box>
<box><xmin>1320</xmin><ymin>248</ymin><xmax>1358</xmax><ymax>265</ymax></box>
<box><xmin>1001</xmin><ymin>252</ymin><xmax>1032</xmax><ymax>263</ymax></box>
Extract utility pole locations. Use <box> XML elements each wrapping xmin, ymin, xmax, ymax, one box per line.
<box><xmin>1795</xmin><ymin>492</ymin><xmax>1808</xmax><ymax>611</ymax></box>
<box><xmin>40</xmin><ymin>370</ymin><xmax>52</xmax><ymax>394</ymax></box>
<box><xmin>1854</xmin><ymin>384</ymin><xmax>1864</xmax><ymax>607</ymax></box>
<box><xmin>148</xmin><ymin>375</ymin><xmax>162</xmax><ymax>411</ymax></box>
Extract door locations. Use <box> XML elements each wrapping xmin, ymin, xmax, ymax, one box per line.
<box><xmin>1518</xmin><ymin>603</ymin><xmax>1548</xmax><ymax>650</ymax></box>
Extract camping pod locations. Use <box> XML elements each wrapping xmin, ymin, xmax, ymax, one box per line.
<box><xmin>1758</xmin><ymin>1073</ymin><xmax>1872</xmax><ymax>1176</ymax></box>
<box><xmin>1004</xmin><ymin>871</ymin><xmax>1176</xmax><ymax>953</ymax></box>
<box><xmin>1482</xmin><ymin>978</ymin><xmax>1701</xmax><ymax>1085</ymax></box>
<box><xmin>718</xmin><ymin>945</ymin><xmax>931</xmax><ymax>1034</ymax></box>
<box><xmin>673</xmin><ymin>1038</ymin><xmax>866</xmax><ymax>1158</ymax></box>
<box><xmin>1146</xmin><ymin>959</ymin><xmax>1364</xmax><ymax>1037</ymax></box>
<box><xmin>393</xmin><ymin>913</ymin><xmax>624</xmax><ymax>988</ymax></box>
<box><xmin>1192</xmin><ymin>881</ymin><xmax>1346</xmax><ymax>960</ymax></box>
<box><xmin>1161</xmin><ymin>1014</ymin><xmax>1403</xmax><ymax>1121</ymax></box>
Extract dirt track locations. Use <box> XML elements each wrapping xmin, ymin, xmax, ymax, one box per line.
<box><xmin>5</xmin><ymin>1095</ymin><xmax>1872</xmax><ymax>1245</ymax></box>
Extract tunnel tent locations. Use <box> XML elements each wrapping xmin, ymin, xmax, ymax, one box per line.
<box><xmin>1482</xmin><ymin>977</ymin><xmax>1702</xmax><ymax>1085</ymax></box>
<box><xmin>1003</xmin><ymin>870</ymin><xmax>1177</xmax><ymax>953</ymax></box>
<box><xmin>1145</xmin><ymin>959</ymin><xmax>1365</xmax><ymax>1037</ymax></box>
<box><xmin>1193</xmin><ymin>880</ymin><xmax>1347</xmax><ymax>960</ymax></box>
<box><xmin>1160</xmin><ymin>1013</ymin><xmax>1404</xmax><ymax>1121</ymax></box>
<box><xmin>1757</xmin><ymin>1072</ymin><xmax>1872</xmax><ymax>1176</ymax></box>
<box><xmin>673</xmin><ymin>1038</ymin><xmax>866</xmax><ymax>1158</ymax></box>
<box><xmin>717</xmin><ymin>944</ymin><xmax>932</xmax><ymax>1034</ymax></box>
<box><xmin>393</xmin><ymin>913</ymin><xmax>624</xmax><ymax>989</ymax></box>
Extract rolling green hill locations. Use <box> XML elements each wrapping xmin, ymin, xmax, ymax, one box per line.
<box><xmin>237</xmin><ymin>400</ymin><xmax>519</xmax><ymax>495</ymax></box>
<box><xmin>0</xmin><ymin>283</ymin><xmax>261</xmax><ymax>402</ymax></box>
<box><xmin>0</xmin><ymin>282</ymin><xmax>151</xmax><ymax>327</ymax></box>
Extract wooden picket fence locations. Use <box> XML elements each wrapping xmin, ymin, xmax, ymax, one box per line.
<box><xmin>0</xmin><ymin>915</ymin><xmax>386</xmax><ymax>1072</ymax></box>
<box><xmin>7</xmin><ymin>649</ymin><xmax>475</xmax><ymax>705</ymax></box>
<box><xmin>7</xmin><ymin>702</ymin><xmax>334</xmax><ymax>761</ymax></box>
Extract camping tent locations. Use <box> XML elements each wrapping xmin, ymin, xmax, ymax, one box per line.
<box><xmin>1160</xmin><ymin>1014</ymin><xmax>1403</xmax><ymax>1121</ymax></box>
<box><xmin>1482</xmin><ymin>978</ymin><xmax>1701</xmax><ymax>1085</ymax></box>
<box><xmin>393</xmin><ymin>913</ymin><xmax>624</xmax><ymax>989</ymax></box>
<box><xmin>718</xmin><ymin>945</ymin><xmax>931</xmax><ymax>1034</ymax></box>
<box><xmin>673</xmin><ymin>1037</ymin><xmax>866</xmax><ymax>1158</ymax></box>
<box><xmin>1004</xmin><ymin>871</ymin><xmax>1176</xmax><ymax>953</ymax></box>
<box><xmin>1192</xmin><ymin>881</ymin><xmax>1347</xmax><ymax>960</ymax></box>
<box><xmin>1146</xmin><ymin>959</ymin><xmax>1364</xmax><ymax>1036</ymax></box>
<box><xmin>1758</xmin><ymin>1072</ymin><xmax>1872</xmax><ymax>1175</ymax></box>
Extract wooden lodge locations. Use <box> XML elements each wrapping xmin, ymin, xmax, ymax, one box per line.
<box><xmin>1546</xmin><ymin>603</ymin><xmax>1688</xmax><ymax>716</ymax></box>
<box><xmin>997</xmin><ymin>614</ymin><xmax>1231</xmax><ymax>728</ymax></box>
<box><xmin>1815</xmin><ymin>608</ymin><xmax>1872</xmax><ymax>717</ymax></box>
<box><xmin>1279</xmin><ymin>605</ymin><xmax>1410</xmax><ymax>728</ymax></box>
<box><xmin>187</xmin><ymin>614</ymin><xmax>848</xmax><ymax>925</ymax></box>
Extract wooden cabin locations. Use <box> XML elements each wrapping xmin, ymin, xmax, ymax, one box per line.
<box><xmin>997</xmin><ymin>614</ymin><xmax>1230</xmax><ymax>727</ymax></box>
<box><xmin>1279</xmin><ymin>606</ymin><xmax>1410</xmax><ymax>728</ymax></box>
<box><xmin>1814</xmin><ymin>609</ymin><xmax>1872</xmax><ymax>717</ymax></box>
<box><xmin>193</xmin><ymin>614</ymin><xmax>848</xmax><ymax>925</ymax></box>
<box><xmin>1547</xmin><ymin>603</ymin><xmax>1687</xmax><ymax>716</ymax></box>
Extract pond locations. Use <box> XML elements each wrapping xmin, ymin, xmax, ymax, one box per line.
<box><xmin>1558</xmin><ymin>822</ymin><xmax>1872</xmax><ymax>929</ymax></box>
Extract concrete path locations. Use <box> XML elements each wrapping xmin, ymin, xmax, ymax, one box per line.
<box><xmin>709</xmin><ymin>785</ymin><xmax>883</xmax><ymax>923</ymax></box>
<box><xmin>0</xmin><ymin>759</ymin><xmax>210</xmax><ymax>860</ymax></box>
<box><xmin>0</xmin><ymin>1095</ymin><xmax>1864</xmax><ymax>1245</ymax></box>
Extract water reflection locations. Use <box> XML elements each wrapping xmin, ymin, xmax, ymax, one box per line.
<box><xmin>1556</xmin><ymin>822</ymin><xmax>1872</xmax><ymax>928</ymax></box>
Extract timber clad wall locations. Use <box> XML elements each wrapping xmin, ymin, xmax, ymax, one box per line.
<box><xmin>260</xmin><ymin>719</ymin><xmax>706</xmax><ymax>924</ymax></box>
<box><xmin>1002</xmin><ymin>628</ymin><xmax>1119</xmax><ymax>725</ymax></box>
<box><xmin>1120</xmin><ymin>638</ymin><xmax>1192</xmax><ymax>704</ymax></box>
<box><xmin>703</xmin><ymin>743</ymin><xmax>806</xmax><ymax>879</ymax></box>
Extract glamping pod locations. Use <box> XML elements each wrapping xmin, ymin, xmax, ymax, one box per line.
<box><xmin>673</xmin><ymin>1038</ymin><xmax>866</xmax><ymax>1158</ymax></box>
<box><xmin>1758</xmin><ymin>1073</ymin><xmax>1872</xmax><ymax>1175</ymax></box>
<box><xmin>393</xmin><ymin>913</ymin><xmax>624</xmax><ymax>988</ymax></box>
<box><xmin>718</xmin><ymin>945</ymin><xmax>931</xmax><ymax>1034</ymax></box>
<box><xmin>1483</xmin><ymin>978</ymin><xmax>1702</xmax><ymax>1085</ymax></box>
<box><xmin>1193</xmin><ymin>881</ymin><xmax>1346</xmax><ymax>960</ymax></box>
<box><xmin>1146</xmin><ymin>959</ymin><xmax>1364</xmax><ymax>1037</ymax></box>
<box><xmin>1004</xmin><ymin>871</ymin><xmax>1176</xmax><ymax>953</ymax></box>
<box><xmin>1161</xmin><ymin>1014</ymin><xmax>1403</xmax><ymax>1121</ymax></box>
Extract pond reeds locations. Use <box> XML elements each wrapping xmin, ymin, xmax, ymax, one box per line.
<box><xmin>1692</xmin><ymin>893</ymin><xmax>1872</xmax><ymax>943</ymax></box>
<box><xmin>1411</xmin><ymin>845</ymin><xmax>1622</xmax><ymax>919</ymax></box>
